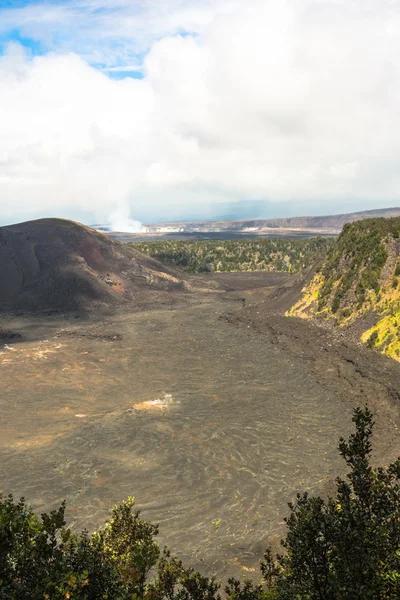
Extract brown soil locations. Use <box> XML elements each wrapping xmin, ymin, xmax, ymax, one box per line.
<box><xmin>0</xmin><ymin>270</ymin><xmax>400</xmax><ymax>582</ymax></box>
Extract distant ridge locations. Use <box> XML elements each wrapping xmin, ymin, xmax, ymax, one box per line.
<box><xmin>93</xmin><ymin>207</ymin><xmax>400</xmax><ymax>235</ymax></box>
<box><xmin>0</xmin><ymin>218</ymin><xmax>184</xmax><ymax>313</ymax></box>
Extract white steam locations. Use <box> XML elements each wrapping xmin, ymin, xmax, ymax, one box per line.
<box><xmin>108</xmin><ymin>204</ymin><xmax>143</xmax><ymax>232</ymax></box>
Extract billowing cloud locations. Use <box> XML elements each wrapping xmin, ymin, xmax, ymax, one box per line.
<box><xmin>1</xmin><ymin>0</ymin><xmax>400</xmax><ymax>225</ymax></box>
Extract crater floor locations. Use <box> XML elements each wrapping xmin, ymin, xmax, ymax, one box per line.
<box><xmin>1</xmin><ymin>272</ymin><xmax>399</xmax><ymax>579</ymax></box>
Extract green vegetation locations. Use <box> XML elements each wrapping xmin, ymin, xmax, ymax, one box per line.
<box><xmin>366</xmin><ymin>330</ymin><xmax>379</xmax><ymax>348</ymax></box>
<box><xmin>131</xmin><ymin>238</ymin><xmax>332</xmax><ymax>274</ymax></box>
<box><xmin>361</xmin><ymin>310</ymin><xmax>400</xmax><ymax>360</ymax></box>
<box><xmin>2</xmin><ymin>408</ymin><xmax>400</xmax><ymax>599</ymax></box>
<box><xmin>317</xmin><ymin>218</ymin><xmax>399</xmax><ymax>313</ymax></box>
<box><xmin>289</xmin><ymin>218</ymin><xmax>400</xmax><ymax>361</ymax></box>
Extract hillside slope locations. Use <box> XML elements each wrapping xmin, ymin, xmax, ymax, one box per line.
<box><xmin>288</xmin><ymin>217</ymin><xmax>400</xmax><ymax>360</ymax></box>
<box><xmin>0</xmin><ymin>218</ymin><xmax>184</xmax><ymax>313</ymax></box>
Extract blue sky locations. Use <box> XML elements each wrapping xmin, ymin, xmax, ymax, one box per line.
<box><xmin>0</xmin><ymin>0</ymin><xmax>400</xmax><ymax>227</ymax></box>
<box><xmin>0</xmin><ymin>0</ymin><xmax>153</xmax><ymax>77</ymax></box>
<box><xmin>0</xmin><ymin>27</ymin><xmax>44</xmax><ymax>56</ymax></box>
<box><xmin>0</xmin><ymin>0</ymin><xmax>201</xmax><ymax>77</ymax></box>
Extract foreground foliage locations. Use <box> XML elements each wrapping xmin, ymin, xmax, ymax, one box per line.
<box><xmin>131</xmin><ymin>238</ymin><xmax>331</xmax><ymax>274</ymax></box>
<box><xmin>1</xmin><ymin>408</ymin><xmax>400</xmax><ymax>599</ymax></box>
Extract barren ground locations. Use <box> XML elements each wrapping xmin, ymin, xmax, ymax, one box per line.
<box><xmin>1</xmin><ymin>271</ymin><xmax>400</xmax><ymax>580</ymax></box>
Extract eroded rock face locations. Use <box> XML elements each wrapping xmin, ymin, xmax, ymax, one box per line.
<box><xmin>0</xmin><ymin>218</ymin><xmax>185</xmax><ymax>313</ymax></box>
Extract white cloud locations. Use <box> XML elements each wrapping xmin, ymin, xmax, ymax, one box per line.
<box><xmin>328</xmin><ymin>162</ymin><xmax>359</xmax><ymax>180</ymax></box>
<box><xmin>1</xmin><ymin>0</ymin><xmax>400</xmax><ymax>225</ymax></box>
<box><xmin>0</xmin><ymin>0</ymin><xmax>224</xmax><ymax>67</ymax></box>
<box><xmin>103</xmin><ymin>65</ymin><xmax>143</xmax><ymax>72</ymax></box>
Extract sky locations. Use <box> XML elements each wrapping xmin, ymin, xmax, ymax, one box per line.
<box><xmin>0</xmin><ymin>0</ymin><xmax>400</xmax><ymax>227</ymax></box>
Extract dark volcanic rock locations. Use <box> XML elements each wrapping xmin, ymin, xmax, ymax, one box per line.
<box><xmin>0</xmin><ymin>218</ymin><xmax>185</xmax><ymax>313</ymax></box>
<box><xmin>0</xmin><ymin>327</ymin><xmax>21</xmax><ymax>341</ymax></box>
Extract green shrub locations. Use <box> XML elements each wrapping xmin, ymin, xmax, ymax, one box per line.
<box><xmin>262</xmin><ymin>407</ymin><xmax>400</xmax><ymax>599</ymax></box>
<box><xmin>131</xmin><ymin>238</ymin><xmax>332</xmax><ymax>274</ymax></box>
<box><xmin>2</xmin><ymin>408</ymin><xmax>400</xmax><ymax>599</ymax></box>
<box><xmin>331</xmin><ymin>295</ymin><xmax>341</xmax><ymax>313</ymax></box>
<box><xmin>367</xmin><ymin>330</ymin><xmax>379</xmax><ymax>347</ymax></box>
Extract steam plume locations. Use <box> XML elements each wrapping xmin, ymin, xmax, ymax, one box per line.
<box><xmin>108</xmin><ymin>204</ymin><xmax>143</xmax><ymax>233</ymax></box>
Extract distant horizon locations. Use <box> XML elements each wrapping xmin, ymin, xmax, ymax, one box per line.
<box><xmin>2</xmin><ymin>203</ymin><xmax>400</xmax><ymax>231</ymax></box>
<box><xmin>115</xmin><ymin>205</ymin><xmax>400</xmax><ymax>226</ymax></box>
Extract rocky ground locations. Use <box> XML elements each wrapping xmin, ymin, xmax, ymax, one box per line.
<box><xmin>1</xmin><ymin>271</ymin><xmax>399</xmax><ymax>581</ymax></box>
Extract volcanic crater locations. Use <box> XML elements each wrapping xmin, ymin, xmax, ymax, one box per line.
<box><xmin>1</xmin><ymin>219</ymin><xmax>400</xmax><ymax>580</ymax></box>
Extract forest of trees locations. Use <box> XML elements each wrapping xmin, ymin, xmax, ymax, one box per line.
<box><xmin>131</xmin><ymin>238</ymin><xmax>332</xmax><ymax>274</ymax></box>
<box><xmin>2</xmin><ymin>407</ymin><xmax>400</xmax><ymax>599</ymax></box>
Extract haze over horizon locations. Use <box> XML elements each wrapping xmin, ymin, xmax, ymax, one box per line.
<box><xmin>1</xmin><ymin>0</ymin><xmax>400</xmax><ymax>228</ymax></box>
